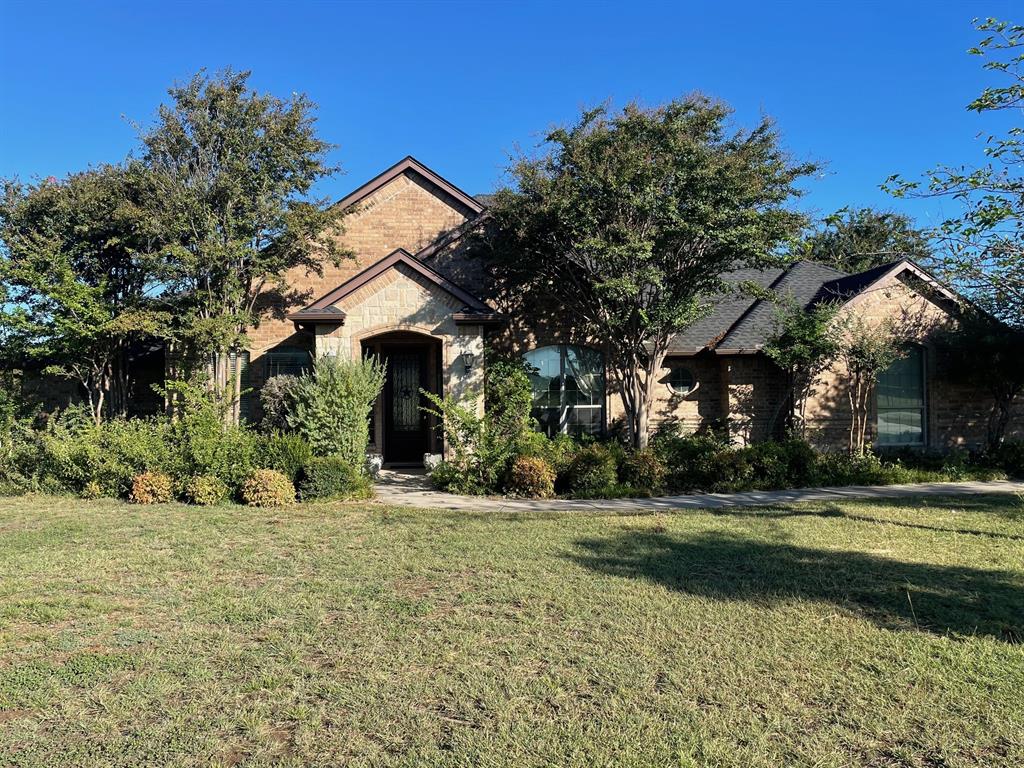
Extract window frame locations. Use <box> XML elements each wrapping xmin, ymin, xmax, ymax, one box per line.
<box><xmin>876</xmin><ymin>344</ymin><xmax>928</xmax><ymax>447</ymax></box>
<box><xmin>667</xmin><ymin>364</ymin><xmax>696</xmax><ymax>395</ymax></box>
<box><xmin>264</xmin><ymin>346</ymin><xmax>313</xmax><ymax>379</ymax></box>
<box><xmin>523</xmin><ymin>344</ymin><xmax>605</xmax><ymax>438</ymax></box>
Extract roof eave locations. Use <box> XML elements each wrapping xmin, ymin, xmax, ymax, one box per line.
<box><xmin>333</xmin><ymin>156</ymin><xmax>486</xmax><ymax>215</ymax></box>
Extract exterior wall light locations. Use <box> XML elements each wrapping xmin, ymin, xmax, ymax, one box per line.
<box><xmin>460</xmin><ymin>350</ymin><xmax>474</xmax><ymax>373</ymax></box>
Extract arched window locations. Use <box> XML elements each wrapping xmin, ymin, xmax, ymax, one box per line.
<box><xmin>877</xmin><ymin>345</ymin><xmax>926</xmax><ymax>446</ymax></box>
<box><xmin>523</xmin><ymin>345</ymin><xmax>604</xmax><ymax>437</ymax></box>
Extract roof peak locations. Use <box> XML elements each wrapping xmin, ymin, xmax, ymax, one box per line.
<box><xmin>333</xmin><ymin>156</ymin><xmax>486</xmax><ymax>215</ymax></box>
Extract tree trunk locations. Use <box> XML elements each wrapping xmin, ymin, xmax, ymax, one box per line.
<box><xmin>988</xmin><ymin>397</ymin><xmax>1011</xmax><ymax>451</ymax></box>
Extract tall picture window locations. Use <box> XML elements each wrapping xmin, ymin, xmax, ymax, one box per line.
<box><xmin>877</xmin><ymin>345</ymin><xmax>926</xmax><ymax>446</ymax></box>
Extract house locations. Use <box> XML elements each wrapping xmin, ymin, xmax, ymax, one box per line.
<box><xmin>243</xmin><ymin>156</ymin><xmax>1021</xmax><ymax>464</ymax></box>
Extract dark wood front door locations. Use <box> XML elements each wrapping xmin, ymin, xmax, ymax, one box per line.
<box><xmin>383</xmin><ymin>346</ymin><xmax>430</xmax><ymax>463</ymax></box>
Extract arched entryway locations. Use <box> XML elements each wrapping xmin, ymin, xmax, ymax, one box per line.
<box><xmin>361</xmin><ymin>330</ymin><xmax>444</xmax><ymax>465</ymax></box>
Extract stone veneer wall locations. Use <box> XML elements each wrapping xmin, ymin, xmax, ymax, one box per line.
<box><xmin>314</xmin><ymin>264</ymin><xmax>484</xmax><ymax>402</ymax></box>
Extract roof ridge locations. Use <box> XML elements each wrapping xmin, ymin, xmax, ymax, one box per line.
<box><xmin>332</xmin><ymin>156</ymin><xmax>485</xmax><ymax>215</ymax></box>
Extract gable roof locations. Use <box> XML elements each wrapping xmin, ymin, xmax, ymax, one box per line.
<box><xmin>289</xmin><ymin>248</ymin><xmax>495</xmax><ymax>323</ymax></box>
<box><xmin>333</xmin><ymin>156</ymin><xmax>486</xmax><ymax>216</ymax></box>
<box><xmin>668</xmin><ymin>257</ymin><xmax>961</xmax><ymax>356</ymax></box>
<box><xmin>814</xmin><ymin>258</ymin><xmax>959</xmax><ymax>305</ymax></box>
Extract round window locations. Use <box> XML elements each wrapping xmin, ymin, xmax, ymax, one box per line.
<box><xmin>669</xmin><ymin>366</ymin><xmax>695</xmax><ymax>394</ymax></box>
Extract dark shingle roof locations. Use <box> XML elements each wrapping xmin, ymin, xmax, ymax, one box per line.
<box><xmin>669</xmin><ymin>267</ymin><xmax>786</xmax><ymax>353</ymax></box>
<box><xmin>812</xmin><ymin>259</ymin><xmax>901</xmax><ymax>304</ymax></box>
<box><xmin>715</xmin><ymin>261</ymin><xmax>849</xmax><ymax>351</ymax></box>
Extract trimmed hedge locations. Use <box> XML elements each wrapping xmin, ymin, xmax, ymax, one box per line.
<box><xmin>129</xmin><ymin>471</ymin><xmax>173</xmax><ymax>504</ymax></box>
<box><xmin>241</xmin><ymin>469</ymin><xmax>295</xmax><ymax>507</ymax></box>
<box><xmin>506</xmin><ymin>456</ymin><xmax>556</xmax><ymax>498</ymax></box>
<box><xmin>298</xmin><ymin>455</ymin><xmax>371</xmax><ymax>501</ymax></box>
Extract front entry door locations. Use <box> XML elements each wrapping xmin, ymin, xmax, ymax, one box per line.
<box><xmin>383</xmin><ymin>346</ymin><xmax>430</xmax><ymax>463</ymax></box>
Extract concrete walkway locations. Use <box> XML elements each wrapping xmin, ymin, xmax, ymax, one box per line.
<box><xmin>373</xmin><ymin>471</ymin><xmax>1024</xmax><ymax>513</ymax></box>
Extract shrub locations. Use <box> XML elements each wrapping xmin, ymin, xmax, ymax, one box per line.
<box><xmin>182</xmin><ymin>475</ymin><xmax>229</xmax><ymax>506</ymax></box>
<box><xmin>261</xmin><ymin>433</ymin><xmax>312</xmax><ymax>483</ymax></box>
<box><xmin>740</xmin><ymin>438</ymin><xmax>818</xmax><ymax>490</ymax></box>
<box><xmin>260</xmin><ymin>374</ymin><xmax>300</xmax><ymax>431</ymax></box>
<box><xmin>618</xmin><ymin>449</ymin><xmax>666</xmax><ymax>493</ymax></box>
<box><xmin>506</xmin><ymin>456</ymin><xmax>555</xmax><ymax>498</ymax></box>
<box><xmin>485</xmin><ymin>356</ymin><xmax>535</xmax><ymax>455</ymax></box>
<box><xmin>164</xmin><ymin>383</ymin><xmax>259</xmax><ymax>491</ymax></box>
<box><xmin>423</xmin><ymin>354</ymin><xmax>538</xmax><ymax>495</ymax></box>
<box><xmin>565</xmin><ymin>444</ymin><xmax>618</xmax><ymax>496</ymax></box>
<box><xmin>288</xmin><ymin>356</ymin><xmax>386</xmax><ymax>464</ymax></box>
<box><xmin>989</xmin><ymin>440</ymin><xmax>1024</xmax><ymax>478</ymax></box>
<box><xmin>428</xmin><ymin>459</ymin><xmax>485</xmax><ymax>495</ymax></box>
<box><xmin>652</xmin><ymin>431</ymin><xmax>729</xmax><ymax>492</ymax></box>
<box><xmin>81</xmin><ymin>480</ymin><xmax>105</xmax><ymax>500</ymax></box>
<box><xmin>240</xmin><ymin>469</ymin><xmax>295</xmax><ymax>507</ymax></box>
<box><xmin>815</xmin><ymin>451</ymin><xmax>891</xmax><ymax>487</ymax></box>
<box><xmin>541</xmin><ymin>433</ymin><xmax>580</xmax><ymax>477</ymax></box>
<box><xmin>129</xmin><ymin>471</ymin><xmax>173</xmax><ymax>504</ymax></box>
<box><xmin>298</xmin><ymin>455</ymin><xmax>371</xmax><ymax>500</ymax></box>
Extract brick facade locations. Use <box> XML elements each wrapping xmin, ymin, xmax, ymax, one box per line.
<box><xmin>237</xmin><ymin>159</ymin><xmax>1019</xmax><ymax>458</ymax></box>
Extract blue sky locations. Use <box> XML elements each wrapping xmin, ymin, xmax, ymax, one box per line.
<box><xmin>1</xmin><ymin>0</ymin><xmax>1018</xmax><ymax>230</ymax></box>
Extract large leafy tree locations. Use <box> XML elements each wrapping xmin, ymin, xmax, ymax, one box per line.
<box><xmin>141</xmin><ymin>69</ymin><xmax>347</xmax><ymax>420</ymax></box>
<box><xmin>796</xmin><ymin>207</ymin><xmax>931</xmax><ymax>273</ymax></box>
<box><xmin>887</xmin><ymin>18</ymin><xmax>1024</xmax><ymax>329</ymax></box>
<box><xmin>0</xmin><ymin>165</ymin><xmax>165</xmax><ymax>424</ymax></box>
<box><xmin>488</xmin><ymin>97</ymin><xmax>815</xmax><ymax>447</ymax></box>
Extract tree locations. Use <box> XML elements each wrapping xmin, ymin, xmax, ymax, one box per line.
<box><xmin>488</xmin><ymin>97</ymin><xmax>815</xmax><ymax>448</ymax></box>
<box><xmin>141</xmin><ymin>69</ymin><xmax>347</xmax><ymax>420</ymax></box>
<box><xmin>763</xmin><ymin>298</ymin><xmax>840</xmax><ymax>438</ymax></box>
<box><xmin>796</xmin><ymin>207</ymin><xmax>931</xmax><ymax>273</ymax></box>
<box><xmin>886</xmin><ymin>18</ymin><xmax>1024</xmax><ymax>329</ymax></box>
<box><xmin>836</xmin><ymin>315</ymin><xmax>905</xmax><ymax>454</ymax></box>
<box><xmin>934</xmin><ymin>311</ymin><xmax>1024</xmax><ymax>449</ymax></box>
<box><xmin>0</xmin><ymin>165</ymin><xmax>165</xmax><ymax>425</ymax></box>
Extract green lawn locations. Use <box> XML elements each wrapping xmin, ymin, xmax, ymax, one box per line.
<box><xmin>0</xmin><ymin>494</ymin><xmax>1022</xmax><ymax>767</ymax></box>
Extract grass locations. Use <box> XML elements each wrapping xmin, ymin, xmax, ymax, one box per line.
<box><xmin>0</xmin><ymin>493</ymin><xmax>1022</xmax><ymax>767</ymax></box>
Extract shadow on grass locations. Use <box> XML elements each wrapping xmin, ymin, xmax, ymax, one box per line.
<box><xmin>569</xmin><ymin>531</ymin><xmax>1024</xmax><ymax>642</ymax></box>
<box><xmin>706</xmin><ymin>502</ymin><xmax>1024</xmax><ymax>542</ymax></box>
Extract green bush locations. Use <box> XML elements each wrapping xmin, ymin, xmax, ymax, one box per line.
<box><xmin>652</xmin><ymin>431</ymin><xmax>730</xmax><ymax>492</ymax></box>
<box><xmin>506</xmin><ymin>456</ymin><xmax>555</xmax><ymax>498</ymax></box>
<box><xmin>298</xmin><ymin>455</ymin><xmax>371</xmax><ymax>501</ymax></box>
<box><xmin>287</xmin><ymin>355</ymin><xmax>386</xmax><ymax>464</ymax></box>
<box><xmin>428</xmin><ymin>459</ymin><xmax>485</xmax><ymax>495</ymax></box>
<box><xmin>814</xmin><ymin>451</ymin><xmax>892</xmax><ymax>487</ymax></box>
<box><xmin>240</xmin><ymin>469</ymin><xmax>295</xmax><ymax>507</ymax></box>
<box><xmin>739</xmin><ymin>438</ymin><xmax>818</xmax><ymax>490</ymax></box>
<box><xmin>565</xmin><ymin>444</ymin><xmax>618</xmax><ymax>496</ymax></box>
<box><xmin>182</xmin><ymin>475</ymin><xmax>229</xmax><ymax>506</ymax></box>
<box><xmin>129</xmin><ymin>471</ymin><xmax>173</xmax><ymax>504</ymax></box>
<box><xmin>618</xmin><ymin>449</ymin><xmax>666</xmax><ymax>493</ymax></box>
<box><xmin>262</xmin><ymin>432</ymin><xmax>312</xmax><ymax>483</ymax></box>
<box><xmin>81</xmin><ymin>480</ymin><xmax>105</xmax><ymax>500</ymax></box>
<box><xmin>423</xmin><ymin>354</ymin><xmax>538</xmax><ymax>495</ymax></box>
<box><xmin>989</xmin><ymin>440</ymin><xmax>1024</xmax><ymax>478</ymax></box>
